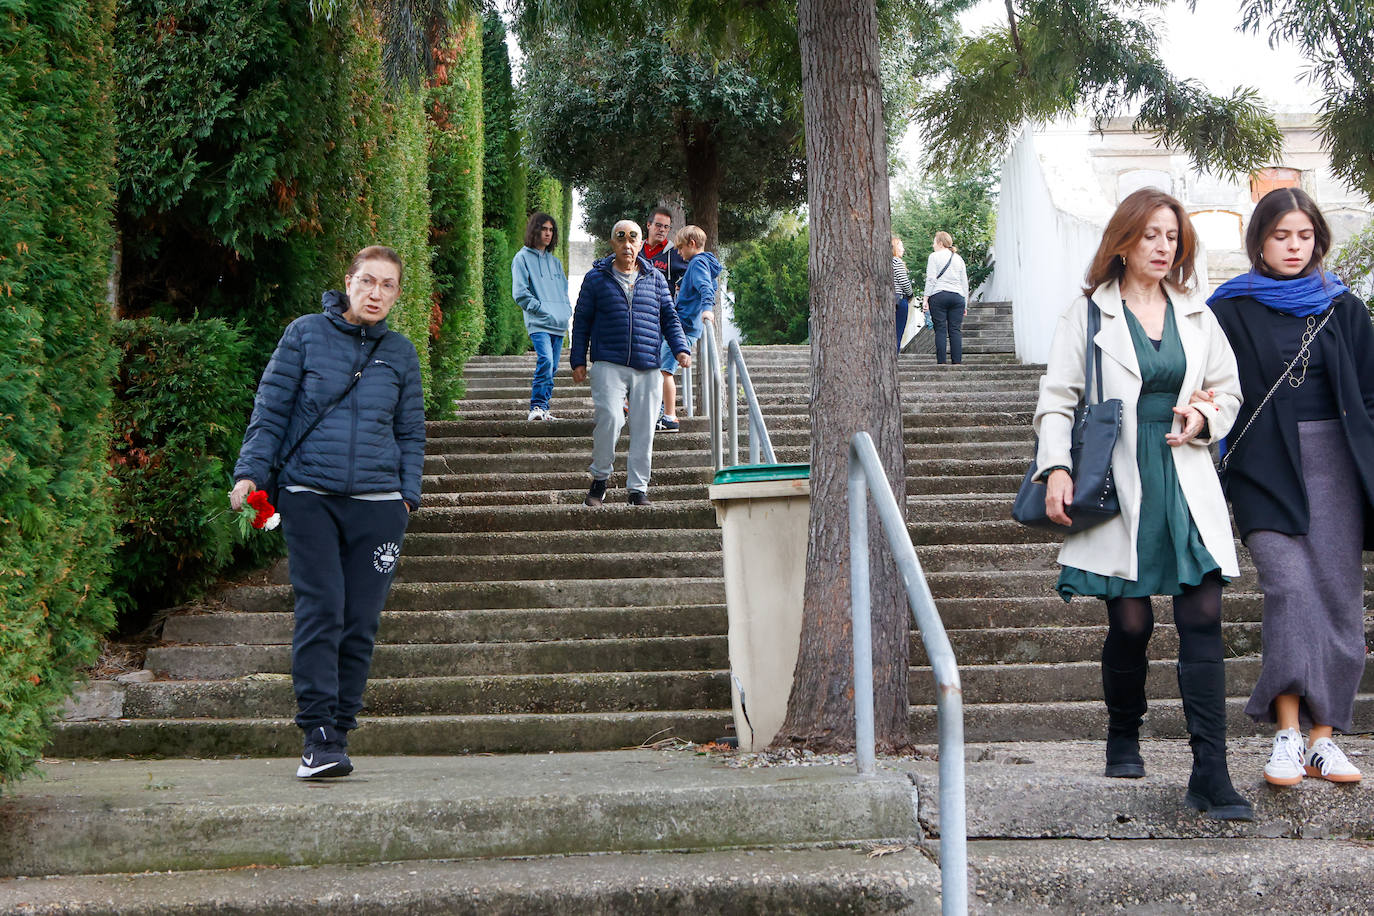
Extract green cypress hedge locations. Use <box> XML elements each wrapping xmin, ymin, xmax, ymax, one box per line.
<box><xmin>481</xmin><ymin>12</ymin><xmax>513</xmax><ymax>232</ymax></box>
<box><xmin>0</xmin><ymin>0</ymin><xmax>119</xmax><ymax>788</ymax></box>
<box><xmin>108</xmin><ymin>320</ymin><xmax>276</xmax><ymax>630</ymax></box>
<box><xmin>480</xmin><ymin>228</ymin><xmax>526</xmax><ymax>356</ymax></box>
<box><xmin>428</xmin><ymin>15</ymin><xmax>486</xmax><ymax>413</ymax></box>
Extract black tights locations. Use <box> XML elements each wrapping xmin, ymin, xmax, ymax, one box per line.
<box><xmin>1102</xmin><ymin>571</ymin><xmax>1224</xmax><ymax>669</ymax></box>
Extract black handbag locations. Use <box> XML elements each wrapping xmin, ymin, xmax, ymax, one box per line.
<box><xmin>263</xmin><ymin>339</ymin><xmax>380</xmax><ymax>504</ymax></box>
<box><xmin>1012</xmin><ymin>301</ymin><xmax>1122</xmax><ymax>533</ymax></box>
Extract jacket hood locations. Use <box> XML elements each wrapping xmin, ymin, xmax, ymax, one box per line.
<box><xmin>322</xmin><ymin>289</ymin><xmax>391</xmax><ymax>335</ymax></box>
<box><xmin>693</xmin><ymin>251</ymin><xmax>723</xmax><ymax>278</ymax></box>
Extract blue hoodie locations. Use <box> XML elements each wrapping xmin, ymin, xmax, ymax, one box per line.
<box><xmin>674</xmin><ymin>251</ymin><xmax>722</xmax><ymax>337</ymax></box>
<box><xmin>511</xmin><ymin>246</ymin><xmax>573</xmax><ymax>336</ymax></box>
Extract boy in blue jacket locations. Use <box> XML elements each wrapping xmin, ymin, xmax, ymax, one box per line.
<box><xmin>657</xmin><ymin>225</ymin><xmax>721</xmax><ymax>431</ymax></box>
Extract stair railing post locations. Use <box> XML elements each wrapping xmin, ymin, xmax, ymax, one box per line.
<box><xmin>847</xmin><ymin>431</ymin><xmax>967</xmax><ymax>916</ymax></box>
<box><xmin>848</xmin><ymin>440</ymin><xmax>877</xmax><ymax>777</ymax></box>
<box><xmin>727</xmin><ymin>354</ymin><xmax>739</xmax><ymax>467</ymax></box>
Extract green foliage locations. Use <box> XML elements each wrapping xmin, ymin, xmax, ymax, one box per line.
<box><xmin>365</xmin><ymin>82</ymin><xmax>435</xmax><ymax>399</ymax></box>
<box><xmin>1240</xmin><ymin>0</ymin><xmax>1374</xmax><ymax>199</ymax></box>
<box><xmin>481</xmin><ymin>12</ymin><xmax>517</xmax><ymax>232</ymax></box>
<box><xmin>558</xmin><ymin>183</ymin><xmax>574</xmax><ymax>269</ymax></box>
<box><xmin>1332</xmin><ymin>222</ymin><xmax>1374</xmax><ymax>304</ymax></box>
<box><xmin>115</xmin><ymin>0</ymin><xmax>372</xmax><ymax>334</ymax></box>
<box><xmin>428</xmin><ymin>15</ymin><xmax>487</xmax><ymax>413</ymax></box>
<box><xmin>480</xmin><ymin>228</ymin><xmax>527</xmax><ymax>355</ymax></box>
<box><xmin>518</xmin><ymin>26</ymin><xmax>806</xmax><ymax>246</ymax></box>
<box><xmin>891</xmin><ymin>168</ymin><xmax>998</xmax><ymax>294</ymax></box>
<box><xmin>916</xmin><ymin>1</ymin><xmax>1283</xmax><ymax>177</ymax></box>
<box><xmin>108</xmin><ymin>320</ymin><xmax>280</xmax><ymax>630</ymax></box>
<box><xmin>0</xmin><ymin>0</ymin><xmax>119</xmax><ymax>789</ymax></box>
<box><xmin>729</xmin><ymin>223</ymin><xmax>812</xmax><ymax>344</ymax></box>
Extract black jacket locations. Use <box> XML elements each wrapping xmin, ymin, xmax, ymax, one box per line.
<box><xmin>1210</xmin><ymin>291</ymin><xmax>1374</xmax><ymax>544</ymax></box>
<box><xmin>234</xmin><ymin>291</ymin><xmax>426</xmax><ymax>508</ymax></box>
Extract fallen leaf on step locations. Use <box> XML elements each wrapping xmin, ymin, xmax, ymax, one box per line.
<box><xmin>866</xmin><ymin>844</ymin><xmax>907</xmax><ymax>858</ymax></box>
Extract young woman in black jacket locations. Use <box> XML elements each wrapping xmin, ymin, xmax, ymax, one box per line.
<box><xmin>1207</xmin><ymin>188</ymin><xmax>1373</xmax><ymax>787</ymax></box>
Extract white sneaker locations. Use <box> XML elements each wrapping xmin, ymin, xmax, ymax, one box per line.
<box><xmin>1264</xmin><ymin>728</ymin><xmax>1306</xmax><ymax>786</ymax></box>
<box><xmin>527</xmin><ymin>407</ymin><xmax>546</xmax><ymax>421</ymax></box>
<box><xmin>1305</xmin><ymin>737</ymin><xmax>1362</xmax><ymax>783</ymax></box>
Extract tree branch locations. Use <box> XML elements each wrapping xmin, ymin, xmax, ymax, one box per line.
<box><xmin>1003</xmin><ymin>0</ymin><xmax>1028</xmax><ymax>76</ymax></box>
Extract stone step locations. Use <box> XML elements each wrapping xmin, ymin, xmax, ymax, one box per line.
<box><xmin>49</xmin><ymin>694</ymin><xmax>1374</xmax><ymax>758</ymax></box>
<box><xmin>220</xmin><ymin>577</ymin><xmax>726</xmax><ymax>613</ymax></box>
<box><xmin>0</xmin><ymin>847</ymin><xmax>942</xmax><ymax>915</ymax></box>
<box><xmin>13</xmin><ymin>742</ymin><xmax>1374</xmax><ymax>886</ymax></box>
<box><xmin>422</xmin><ymin>483</ymin><xmax>711</xmax><ymax>507</ymax></box>
<box><xmin>145</xmin><ymin>634</ymin><xmax>729</xmax><ymax>680</ymax></box>
<box><xmin>385</xmin><ymin>551</ymin><xmax>723</xmax><ymax>585</ymax></box>
<box><xmin>164</xmin><ymin>605</ymin><xmax>729</xmax><ymax>646</ymax></box>
<box><xmin>406</xmin><ymin>503</ymin><xmax>718</xmax><ymax>534</ymax></box>
<box><xmin>400</xmin><ymin>529</ymin><xmax>724</xmax><ymax>557</ymax></box>
<box><xmin>107</xmin><ymin>660</ymin><xmax>1374</xmax><ymax>722</ymax></box>
<box><xmin>422</xmin><ymin>430</ymin><xmax>1032</xmax><ymax>457</ymax></box>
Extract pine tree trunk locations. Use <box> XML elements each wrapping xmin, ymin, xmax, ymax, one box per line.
<box><xmin>771</xmin><ymin>0</ymin><xmax>910</xmax><ymax>752</ymax></box>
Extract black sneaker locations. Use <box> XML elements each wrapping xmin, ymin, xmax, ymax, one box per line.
<box><xmin>297</xmin><ymin>724</ymin><xmax>353</xmax><ymax>778</ymax></box>
<box><xmin>585</xmin><ymin>478</ymin><xmax>608</xmax><ymax>507</ymax></box>
<box><xmin>627</xmin><ymin>490</ymin><xmax>650</xmax><ymax>506</ymax></box>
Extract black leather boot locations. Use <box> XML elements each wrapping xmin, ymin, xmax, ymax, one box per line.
<box><xmin>1103</xmin><ymin>660</ymin><xmax>1148</xmax><ymax>778</ymax></box>
<box><xmin>1176</xmin><ymin>659</ymin><xmax>1254</xmax><ymax>821</ymax></box>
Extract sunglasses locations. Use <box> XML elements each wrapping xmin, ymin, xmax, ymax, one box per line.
<box><xmin>614</xmin><ymin>230</ymin><xmax>640</xmax><ymax>242</ymax></box>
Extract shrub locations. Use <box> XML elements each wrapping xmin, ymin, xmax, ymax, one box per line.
<box><xmin>730</xmin><ymin>225</ymin><xmax>812</xmax><ymax>344</ymax></box>
<box><xmin>108</xmin><ymin>319</ymin><xmax>280</xmax><ymax>632</ymax></box>
<box><xmin>428</xmin><ymin>15</ymin><xmax>486</xmax><ymax>414</ymax></box>
<box><xmin>480</xmin><ymin>229</ymin><xmax>527</xmax><ymax>355</ymax></box>
<box><xmin>0</xmin><ymin>0</ymin><xmax>119</xmax><ymax>789</ymax></box>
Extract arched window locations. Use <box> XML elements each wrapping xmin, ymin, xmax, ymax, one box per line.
<box><xmin>1191</xmin><ymin>210</ymin><xmax>1244</xmax><ymax>251</ymax></box>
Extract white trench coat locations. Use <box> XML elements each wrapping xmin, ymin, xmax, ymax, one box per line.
<box><xmin>1032</xmin><ymin>279</ymin><xmax>1242</xmax><ymax>582</ymax></box>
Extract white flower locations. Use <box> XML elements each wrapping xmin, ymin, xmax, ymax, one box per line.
<box><xmin>263</xmin><ymin>513</ymin><xmax>281</xmax><ymax>530</ymax></box>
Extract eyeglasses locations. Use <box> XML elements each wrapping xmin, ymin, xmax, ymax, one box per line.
<box><xmin>649</xmin><ymin>221</ymin><xmax>672</xmax><ymax>231</ymax></box>
<box><xmin>353</xmin><ymin>275</ymin><xmax>399</xmax><ymax>294</ymax></box>
<box><xmin>614</xmin><ymin>230</ymin><xmax>640</xmax><ymax>242</ymax></box>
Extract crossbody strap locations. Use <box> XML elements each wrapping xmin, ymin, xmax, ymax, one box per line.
<box><xmin>276</xmin><ymin>338</ymin><xmax>382</xmax><ymax>471</ymax></box>
<box><xmin>935</xmin><ymin>252</ymin><xmax>955</xmax><ymax>280</ymax></box>
<box><xmin>1219</xmin><ymin>306</ymin><xmax>1337</xmax><ymax>472</ymax></box>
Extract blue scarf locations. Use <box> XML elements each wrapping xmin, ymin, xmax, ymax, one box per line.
<box><xmin>1206</xmin><ymin>269</ymin><xmax>1348</xmax><ymax>317</ymax></box>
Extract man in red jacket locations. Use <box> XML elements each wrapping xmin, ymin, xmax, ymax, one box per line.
<box><xmin>642</xmin><ymin>206</ymin><xmax>687</xmax><ymax>299</ymax></box>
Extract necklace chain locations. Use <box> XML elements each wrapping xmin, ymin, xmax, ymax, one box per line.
<box><xmin>1287</xmin><ymin>314</ymin><xmax>1318</xmax><ymax>389</ymax></box>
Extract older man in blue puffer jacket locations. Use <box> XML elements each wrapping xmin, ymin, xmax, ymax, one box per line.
<box><xmin>571</xmin><ymin>219</ymin><xmax>689</xmax><ymax>507</ymax></box>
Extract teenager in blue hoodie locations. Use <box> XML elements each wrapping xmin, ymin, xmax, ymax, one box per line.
<box><xmin>512</xmin><ymin>212</ymin><xmax>573</xmax><ymax>421</ymax></box>
<box><xmin>657</xmin><ymin>225</ymin><xmax>721</xmax><ymax>431</ymax></box>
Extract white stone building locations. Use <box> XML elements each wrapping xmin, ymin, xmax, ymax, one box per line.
<box><xmin>985</xmin><ymin>115</ymin><xmax>1372</xmax><ymax>363</ymax></box>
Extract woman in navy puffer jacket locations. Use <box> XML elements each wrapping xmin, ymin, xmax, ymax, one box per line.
<box><xmin>230</xmin><ymin>245</ymin><xmax>425</xmax><ymax>780</ymax></box>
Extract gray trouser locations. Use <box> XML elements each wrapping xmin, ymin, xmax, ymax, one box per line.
<box><xmin>589</xmin><ymin>361</ymin><xmax>662</xmax><ymax>492</ymax></box>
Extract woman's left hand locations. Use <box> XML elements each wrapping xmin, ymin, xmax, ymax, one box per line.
<box><xmin>1166</xmin><ymin>404</ymin><xmax>1206</xmax><ymax>447</ymax></box>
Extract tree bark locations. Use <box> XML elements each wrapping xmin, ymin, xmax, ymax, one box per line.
<box><xmin>772</xmin><ymin>0</ymin><xmax>910</xmax><ymax>752</ymax></box>
<box><xmin>679</xmin><ymin>118</ymin><xmax>723</xmax><ymax>249</ymax></box>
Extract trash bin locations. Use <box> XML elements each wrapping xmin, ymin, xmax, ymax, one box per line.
<box><xmin>708</xmin><ymin>463</ymin><xmax>811</xmax><ymax>752</ymax></box>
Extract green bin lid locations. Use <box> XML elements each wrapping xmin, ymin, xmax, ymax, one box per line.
<box><xmin>711</xmin><ymin>463</ymin><xmax>811</xmax><ymax>485</ymax></box>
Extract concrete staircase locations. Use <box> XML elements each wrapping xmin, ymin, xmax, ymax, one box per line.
<box><xmin>51</xmin><ymin>298</ymin><xmax>1373</xmax><ymax>756</ymax></box>
<box><xmin>22</xmin><ymin>299</ymin><xmax>1373</xmax><ymax>912</ymax></box>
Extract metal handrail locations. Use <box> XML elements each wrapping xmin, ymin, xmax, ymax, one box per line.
<box><xmin>697</xmin><ymin>332</ymin><xmax>776</xmax><ymax>470</ymax></box>
<box><xmin>847</xmin><ymin>431</ymin><xmax>966</xmax><ymax>915</ymax></box>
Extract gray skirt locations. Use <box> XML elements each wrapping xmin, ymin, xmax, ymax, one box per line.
<box><xmin>1244</xmin><ymin>419</ymin><xmax>1368</xmax><ymax>732</ymax></box>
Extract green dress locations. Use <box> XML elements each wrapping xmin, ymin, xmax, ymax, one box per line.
<box><xmin>1057</xmin><ymin>301</ymin><xmax>1221</xmax><ymax>601</ymax></box>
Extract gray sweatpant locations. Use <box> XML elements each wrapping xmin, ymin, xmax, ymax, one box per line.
<box><xmin>589</xmin><ymin>360</ymin><xmax>663</xmax><ymax>493</ymax></box>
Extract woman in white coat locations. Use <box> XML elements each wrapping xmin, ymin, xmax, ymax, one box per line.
<box><xmin>1033</xmin><ymin>188</ymin><xmax>1250</xmax><ymax>820</ymax></box>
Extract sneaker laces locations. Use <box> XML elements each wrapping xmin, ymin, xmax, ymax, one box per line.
<box><xmin>1310</xmin><ymin>738</ymin><xmax>1355</xmax><ymax>776</ymax></box>
<box><xmin>1270</xmin><ymin>732</ymin><xmax>1303</xmax><ymax>771</ymax></box>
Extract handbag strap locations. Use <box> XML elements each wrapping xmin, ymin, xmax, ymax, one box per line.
<box><xmin>1219</xmin><ymin>305</ymin><xmax>1337</xmax><ymax>472</ymax></box>
<box><xmin>275</xmin><ymin>338</ymin><xmax>382</xmax><ymax>472</ymax></box>
<box><xmin>1083</xmin><ymin>300</ymin><xmax>1104</xmax><ymax>405</ymax></box>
